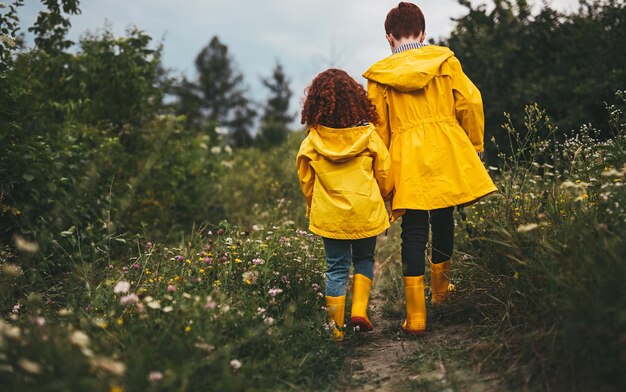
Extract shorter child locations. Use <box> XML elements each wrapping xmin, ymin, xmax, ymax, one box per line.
<box><xmin>297</xmin><ymin>69</ymin><xmax>393</xmax><ymax>340</ymax></box>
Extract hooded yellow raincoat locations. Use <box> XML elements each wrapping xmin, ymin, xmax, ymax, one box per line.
<box><xmin>296</xmin><ymin>124</ymin><xmax>393</xmax><ymax>239</ymax></box>
<box><xmin>363</xmin><ymin>45</ymin><xmax>497</xmax><ymax>216</ymax></box>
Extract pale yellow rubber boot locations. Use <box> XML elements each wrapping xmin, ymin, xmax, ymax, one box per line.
<box><xmin>402</xmin><ymin>276</ymin><xmax>426</xmax><ymax>336</ymax></box>
<box><xmin>325</xmin><ymin>295</ymin><xmax>346</xmax><ymax>341</ymax></box>
<box><xmin>430</xmin><ymin>260</ymin><xmax>455</xmax><ymax>306</ymax></box>
<box><xmin>350</xmin><ymin>274</ymin><xmax>373</xmax><ymax>332</ymax></box>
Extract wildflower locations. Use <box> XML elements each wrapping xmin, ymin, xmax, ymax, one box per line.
<box><xmin>0</xmin><ymin>319</ymin><xmax>21</xmax><ymax>340</ymax></box>
<box><xmin>11</xmin><ymin>303</ymin><xmax>21</xmax><ymax>314</ymax></box>
<box><xmin>234</xmin><ymin>258</ymin><xmax>242</xmax><ymax>263</ymax></box>
<box><xmin>268</xmin><ymin>288</ymin><xmax>283</xmax><ymax>297</ymax></box>
<box><xmin>257</xmin><ymin>307</ymin><xmax>266</xmax><ymax>315</ymax></box>
<box><xmin>146</xmin><ymin>242</ymin><xmax>153</xmax><ymax>248</ymax></box>
<box><xmin>516</xmin><ymin>223</ymin><xmax>540</xmax><ymax>233</ymax></box>
<box><xmin>204</xmin><ymin>257</ymin><xmax>213</xmax><ymax>264</ymax></box>
<box><xmin>252</xmin><ymin>257</ymin><xmax>265</xmax><ymax>266</ymax></box>
<box><xmin>205</xmin><ymin>296</ymin><xmax>217</xmax><ymax>310</ymax></box>
<box><xmin>95</xmin><ymin>318</ymin><xmax>108</xmax><ymax>328</ymax></box>
<box><xmin>175</xmin><ymin>255</ymin><xmax>184</xmax><ymax>263</ymax></box>
<box><xmin>184</xmin><ymin>325</ymin><xmax>192</xmax><ymax>333</ymax></box>
<box><xmin>148</xmin><ymin>371</ymin><xmax>163</xmax><ymax>382</ymax></box>
<box><xmin>167</xmin><ymin>284</ymin><xmax>176</xmax><ymax>293</ymax></box>
<box><xmin>230</xmin><ymin>359</ymin><xmax>242</xmax><ymax>370</ymax></box>
<box><xmin>264</xmin><ymin>317</ymin><xmax>275</xmax><ymax>325</ymax></box>
<box><xmin>132</xmin><ymin>263</ymin><xmax>140</xmax><ymax>270</ymax></box>
<box><xmin>1</xmin><ymin>264</ymin><xmax>22</xmax><ymax>278</ymax></box>
<box><xmin>120</xmin><ymin>293</ymin><xmax>139</xmax><ymax>305</ymax></box>
<box><xmin>18</xmin><ymin>358</ymin><xmax>42</xmax><ymax>374</ymax></box>
<box><xmin>601</xmin><ymin>168</ymin><xmax>623</xmax><ymax>177</ymax></box>
<box><xmin>217</xmin><ymin>228</ymin><xmax>225</xmax><ymax>235</ymax></box>
<box><xmin>113</xmin><ymin>281</ymin><xmax>131</xmax><ymax>294</ymax></box>
<box><xmin>13</xmin><ymin>234</ymin><xmax>37</xmax><ymax>253</ymax></box>
<box><xmin>242</xmin><ymin>270</ymin><xmax>259</xmax><ymax>285</ymax></box>
<box><xmin>117</xmin><ymin>318</ymin><xmax>124</xmax><ymax>326</ymax></box>
<box><xmin>70</xmin><ymin>330</ymin><xmax>90</xmax><ymax>348</ymax></box>
<box><xmin>162</xmin><ymin>306</ymin><xmax>173</xmax><ymax>313</ymax></box>
<box><xmin>90</xmin><ymin>356</ymin><xmax>126</xmax><ymax>376</ymax></box>
<box><xmin>210</xmin><ymin>146</ymin><xmax>221</xmax><ymax>154</ymax></box>
<box><xmin>194</xmin><ymin>342</ymin><xmax>216</xmax><ymax>354</ymax></box>
<box><xmin>312</xmin><ymin>283</ymin><xmax>320</xmax><ymax>291</ymax></box>
<box><xmin>146</xmin><ymin>300</ymin><xmax>161</xmax><ymax>310</ymax></box>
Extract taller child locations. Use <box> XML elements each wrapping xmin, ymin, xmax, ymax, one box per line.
<box><xmin>363</xmin><ymin>2</ymin><xmax>497</xmax><ymax>336</ymax></box>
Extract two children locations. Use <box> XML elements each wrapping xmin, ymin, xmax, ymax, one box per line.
<box><xmin>298</xmin><ymin>2</ymin><xmax>496</xmax><ymax>339</ymax></box>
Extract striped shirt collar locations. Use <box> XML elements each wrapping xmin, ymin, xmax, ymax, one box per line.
<box><xmin>393</xmin><ymin>41</ymin><xmax>428</xmax><ymax>54</ymax></box>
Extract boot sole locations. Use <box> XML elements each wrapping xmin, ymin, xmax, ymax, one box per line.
<box><xmin>351</xmin><ymin>316</ymin><xmax>373</xmax><ymax>332</ymax></box>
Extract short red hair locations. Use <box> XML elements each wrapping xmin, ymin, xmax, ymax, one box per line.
<box><xmin>385</xmin><ymin>2</ymin><xmax>425</xmax><ymax>40</ymax></box>
<box><xmin>300</xmin><ymin>68</ymin><xmax>379</xmax><ymax>128</ymax></box>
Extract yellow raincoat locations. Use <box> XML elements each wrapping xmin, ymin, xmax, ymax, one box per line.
<box><xmin>296</xmin><ymin>124</ymin><xmax>393</xmax><ymax>239</ymax></box>
<box><xmin>363</xmin><ymin>45</ymin><xmax>497</xmax><ymax>216</ymax></box>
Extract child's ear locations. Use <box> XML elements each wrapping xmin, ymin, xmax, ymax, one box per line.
<box><xmin>418</xmin><ymin>32</ymin><xmax>426</xmax><ymax>43</ymax></box>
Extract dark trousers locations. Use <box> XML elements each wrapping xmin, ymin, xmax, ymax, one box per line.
<box><xmin>400</xmin><ymin>207</ymin><xmax>454</xmax><ymax>276</ymax></box>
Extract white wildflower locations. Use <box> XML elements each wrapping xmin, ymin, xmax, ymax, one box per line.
<box><xmin>113</xmin><ymin>281</ymin><xmax>130</xmax><ymax>294</ymax></box>
<box><xmin>516</xmin><ymin>223</ymin><xmax>540</xmax><ymax>233</ymax></box>
<box><xmin>230</xmin><ymin>359</ymin><xmax>242</xmax><ymax>370</ymax></box>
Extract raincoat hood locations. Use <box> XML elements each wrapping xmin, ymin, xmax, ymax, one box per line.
<box><xmin>363</xmin><ymin>45</ymin><xmax>455</xmax><ymax>92</ymax></box>
<box><xmin>307</xmin><ymin>124</ymin><xmax>375</xmax><ymax>163</ymax></box>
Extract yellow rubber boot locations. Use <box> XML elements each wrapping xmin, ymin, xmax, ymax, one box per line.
<box><xmin>325</xmin><ymin>295</ymin><xmax>346</xmax><ymax>341</ymax></box>
<box><xmin>430</xmin><ymin>260</ymin><xmax>455</xmax><ymax>306</ymax></box>
<box><xmin>350</xmin><ymin>274</ymin><xmax>374</xmax><ymax>332</ymax></box>
<box><xmin>402</xmin><ymin>276</ymin><xmax>426</xmax><ymax>336</ymax></box>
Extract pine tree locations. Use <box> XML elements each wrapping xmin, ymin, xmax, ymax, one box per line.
<box><xmin>174</xmin><ymin>36</ymin><xmax>255</xmax><ymax>146</ymax></box>
<box><xmin>257</xmin><ymin>63</ymin><xmax>294</xmax><ymax>147</ymax></box>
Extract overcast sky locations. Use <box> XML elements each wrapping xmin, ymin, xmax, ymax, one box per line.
<box><xmin>18</xmin><ymin>0</ymin><xmax>580</xmax><ymax>115</ymax></box>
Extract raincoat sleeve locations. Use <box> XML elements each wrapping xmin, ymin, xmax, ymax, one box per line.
<box><xmin>296</xmin><ymin>140</ymin><xmax>315</xmax><ymax>216</ymax></box>
<box><xmin>367</xmin><ymin>81</ymin><xmax>392</xmax><ymax>149</ymax></box>
<box><xmin>370</xmin><ymin>132</ymin><xmax>394</xmax><ymax>200</ymax></box>
<box><xmin>449</xmin><ymin>57</ymin><xmax>485</xmax><ymax>153</ymax></box>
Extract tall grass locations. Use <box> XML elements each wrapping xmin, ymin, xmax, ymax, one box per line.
<box><xmin>449</xmin><ymin>94</ymin><xmax>626</xmax><ymax>390</ymax></box>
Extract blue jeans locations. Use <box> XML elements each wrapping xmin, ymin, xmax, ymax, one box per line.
<box><xmin>323</xmin><ymin>236</ymin><xmax>376</xmax><ymax>297</ymax></box>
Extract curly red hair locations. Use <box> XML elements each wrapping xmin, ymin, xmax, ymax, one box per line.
<box><xmin>301</xmin><ymin>68</ymin><xmax>379</xmax><ymax>128</ymax></box>
<box><xmin>385</xmin><ymin>2</ymin><xmax>425</xmax><ymax>40</ymax></box>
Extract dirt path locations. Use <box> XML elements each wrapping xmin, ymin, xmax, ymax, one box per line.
<box><xmin>340</xmin><ymin>290</ymin><xmax>504</xmax><ymax>392</ymax></box>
